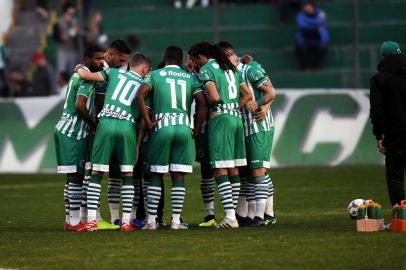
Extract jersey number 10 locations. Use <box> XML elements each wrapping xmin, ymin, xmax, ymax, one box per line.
<box><xmin>111</xmin><ymin>74</ymin><xmax>139</xmax><ymax>106</ymax></box>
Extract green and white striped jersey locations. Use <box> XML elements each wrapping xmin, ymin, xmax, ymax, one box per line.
<box><xmin>97</xmin><ymin>68</ymin><xmax>143</xmax><ymax>123</ymax></box>
<box><xmin>239</xmin><ymin>61</ymin><xmax>274</xmax><ymax>136</ymax></box>
<box><xmin>198</xmin><ymin>59</ymin><xmax>245</xmax><ymax>118</ymax></box>
<box><xmin>55</xmin><ymin>71</ymin><xmax>95</xmax><ymax>140</ymax></box>
<box><xmin>143</xmin><ymin>65</ymin><xmax>203</xmax><ymax>130</ymax></box>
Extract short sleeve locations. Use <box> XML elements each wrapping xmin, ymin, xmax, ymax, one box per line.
<box><xmin>247</xmin><ymin>65</ymin><xmax>269</xmax><ymax>89</ymax></box>
<box><xmin>238</xmin><ymin>70</ymin><xmax>245</xmax><ymax>85</ymax></box>
<box><xmin>77</xmin><ymin>81</ymin><xmax>93</xmax><ymax>98</ymax></box>
<box><xmin>98</xmin><ymin>69</ymin><xmax>110</xmax><ymax>81</ymax></box>
<box><xmin>143</xmin><ymin>72</ymin><xmax>154</xmax><ymax>90</ymax></box>
<box><xmin>191</xmin><ymin>75</ymin><xmax>204</xmax><ymax>96</ymax></box>
<box><xmin>198</xmin><ymin>65</ymin><xmax>215</xmax><ymax>85</ymax></box>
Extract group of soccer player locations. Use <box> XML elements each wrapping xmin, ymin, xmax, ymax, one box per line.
<box><xmin>54</xmin><ymin>38</ymin><xmax>276</xmax><ymax>232</ymax></box>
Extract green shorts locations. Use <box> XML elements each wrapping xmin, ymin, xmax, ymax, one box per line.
<box><xmin>148</xmin><ymin>125</ymin><xmax>194</xmax><ymax>173</ymax></box>
<box><xmin>195</xmin><ymin>131</ymin><xmax>210</xmax><ymax>165</ymax></box>
<box><xmin>91</xmin><ymin>118</ymin><xmax>137</xmax><ymax>173</ymax></box>
<box><xmin>54</xmin><ymin>130</ymin><xmax>87</xmax><ymax>174</ymax></box>
<box><xmin>209</xmin><ymin>114</ymin><xmax>247</xmax><ymax>169</ymax></box>
<box><xmin>246</xmin><ymin>128</ymin><xmax>275</xmax><ymax>169</ymax></box>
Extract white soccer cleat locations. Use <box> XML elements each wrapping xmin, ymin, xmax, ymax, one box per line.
<box><xmin>215</xmin><ymin>217</ymin><xmax>239</xmax><ymax>229</ymax></box>
<box><xmin>142</xmin><ymin>222</ymin><xmax>157</xmax><ymax>230</ymax></box>
<box><xmin>171</xmin><ymin>222</ymin><xmax>188</xmax><ymax>230</ymax></box>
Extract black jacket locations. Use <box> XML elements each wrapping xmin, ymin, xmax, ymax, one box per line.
<box><xmin>370</xmin><ymin>54</ymin><xmax>406</xmax><ymax>141</ymax></box>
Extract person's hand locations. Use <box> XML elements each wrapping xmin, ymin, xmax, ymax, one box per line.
<box><xmin>89</xmin><ymin>120</ymin><xmax>97</xmax><ymax>133</ymax></box>
<box><xmin>146</xmin><ymin>120</ymin><xmax>158</xmax><ymax>130</ymax></box>
<box><xmin>192</xmin><ymin>128</ymin><xmax>200</xmax><ymax>139</ymax></box>
<box><xmin>376</xmin><ymin>139</ymin><xmax>385</xmax><ymax>154</ymax></box>
<box><xmin>246</xmin><ymin>100</ymin><xmax>258</xmax><ymax>112</ymax></box>
<box><xmin>254</xmin><ymin>108</ymin><xmax>266</xmax><ymax>122</ymax></box>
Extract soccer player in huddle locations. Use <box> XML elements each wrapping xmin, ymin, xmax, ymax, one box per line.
<box><xmin>188</xmin><ymin>41</ymin><xmax>252</xmax><ymax>228</ymax></box>
<box><xmin>54</xmin><ymin>45</ymin><xmax>104</xmax><ymax>231</ymax></box>
<box><xmin>137</xmin><ymin>46</ymin><xmax>208</xmax><ymax>230</ymax></box>
<box><xmin>80</xmin><ymin>40</ymin><xmax>132</xmax><ymax>230</ymax></box>
<box><xmin>76</xmin><ymin>53</ymin><xmax>151</xmax><ymax>231</ymax></box>
<box><xmin>218</xmin><ymin>41</ymin><xmax>277</xmax><ymax>226</ymax></box>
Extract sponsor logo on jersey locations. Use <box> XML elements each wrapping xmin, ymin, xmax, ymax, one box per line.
<box><xmin>159</xmin><ymin>70</ymin><xmax>168</xmax><ymax>76</ymax></box>
<box><xmin>212</xmin><ymin>63</ymin><xmax>220</xmax><ymax>69</ymax></box>
<box><xmin>167</xmin><ymin>70</ymin><xmax>191</xmax><ymax>78</ymax></box>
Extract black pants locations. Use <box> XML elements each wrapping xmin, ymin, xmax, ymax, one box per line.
<box><xmin>296</xmin><ymin>45</ymin><xmax>327</xmax><ymax>70</ymax></box>
<box><xmin>384</xmin><ymin>137</ymin><xmax>406</xmax><ymax>206</ymax></box>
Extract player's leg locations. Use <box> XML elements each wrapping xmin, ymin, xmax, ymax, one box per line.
<box><xmin>116</xmin><ymin>120</ymin><xmax>137</xmax><ymax>231</ymax></box>
<box><xmin>143</xmin><ymin>127</ymin><xmax>172</xmax><ymax>230</ymax></box>
<box><xmin>236</xmin><ymin>166</ymin><xmax>250</xmax><ymax>226</ymax></box>
<box><xmin>264</xmin><ymin>128</ymin><xmax>276</xmax><ymax>226</ymax></box>
<box><xmin>169</xmin><ymin>125</ymin><xmax>194</xmax><ymax>229</ymax></box>
<box><xmin>209</xmin><ymin>115</ymin><xmax>238</xmax><ymax>228</ymax></box>
<box><xmin>108</xmin><ymin>157</ymin><xmax>122</xmax><ymax>225</ymax></box>
<box><xmin>131</xmin><ymin>154</ymin><xmax>143</xmax><ymax>226</ymax></box>
<box><xmin>80</xmin><ymin>135</ymin><xmax>94</xmax><ymax>224</ymax></box>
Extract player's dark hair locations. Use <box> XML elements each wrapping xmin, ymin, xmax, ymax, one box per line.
<box><xmin>163</xmin><ymin>46</ymin><xmax>183</xmax><ymax>66</ymax></box>
<box><xmin>217</xmin><ymin>41</ymin><xmax>234</xmax><ymax>50</ymax></box>
<box><xmin>129</xmin><ymin>53</ymin><xmax>150</xmax><ymax>68</ymax></box>
<box><xmin>188</xmin><ymin>41</ymin><xmax>236</xmax><ymax>72</ymax></box>
<box><xmin>109</xmin><ymin>39</ymin><xmax>131</xmax><ymax>55</ymax></box>
<box><xmin>156</xmin><ymin>61</ymin><xmax>165</xmax><ymax>69</ymax></box>
<box><xmin>83</xmin><ymin>44</ymin><xmax>104</xmax><ymax>59</ymax></box>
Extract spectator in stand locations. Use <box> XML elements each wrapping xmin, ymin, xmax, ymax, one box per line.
<box><xmin>31</xmin><ymin>52</ymin><xmax>57</xmax><ymax>96</ymax></box>
<box><xmin>84</xmin><ymin>10</ymin><xmax>108</xmax><ymax>48</ymax></box>
<box><xmin>36</xmin><ymin>0</ymin><xmax>49</xmax><ymax>20</ymax></box>
<box><xmin>54</xmin><ymin>2</ymin><xmax>79</xmax><ymax>76</ymax></box>
<box><xmin>57</xmin><ymin>71</ymin><xmax>70</xmax><ymax>96</ymax></box>
<box><xmin>295</xmin><ymin>0</ymin><xmax>329</xmax><ymax>70</ymax></box>
<box><xmin>9</xmin><ymin>67</ymin><xmax>29</xmax><ymax>97</ymax></box>
<box><xmin>174</xmin><ymin>0</ymin><xmax>209</xmax><ymax>8</ymax></box>
<box><xmin>0</xmin><ymin>39</ymin><xmax>9</xmax><ymax>97</ymax></box>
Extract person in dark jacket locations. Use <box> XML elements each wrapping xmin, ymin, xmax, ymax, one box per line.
<box><xmin>370</xmin><ymin>41</ymin><xmax>406</xmax><ymax>206</ymax></box>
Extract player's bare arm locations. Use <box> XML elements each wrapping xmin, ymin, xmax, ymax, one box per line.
<box><xmin>136</xmin><ymin>84</ymin><xmax>156</xmax><ymax>129</ymax></box>
<box><xmin>254</xmin><ymin>101</ymin><xmax>272</xmax><ymax>122</ymax></box>
<box><xmin>75</xmin><ymin>95</ymin><xmax>96</xmax><ymax>132</ymax></box>
<box><xmin>246</xmin><ymin>80</ymin><xmax>276</xmax><ymax>112</ymax></box>
<box><xmin>75</xmin><ymin>65</ymin><xmax>105</xmax><ymax>82</ymax></box>
<box><xmin>238</xmin><ymin>83</ymin><xmax>253</xmax><ymax>108</ymax></box>
<box><xmin>204</xmin><ymin>81</ymin><xmax>220</xmax><ymax>105</ymax></box>
<box><xmin>193</xmin><ymin>91</ymin><xmax>208</xmax><ymax>139</ymax></box>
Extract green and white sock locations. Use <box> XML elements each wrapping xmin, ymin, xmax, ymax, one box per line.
<box><xmin>147</xmin><ymin>178</ymin><xmax>161</xmax><ymax>224</ymax></box>
<box><xmin>254</xmin><ymin>175</ymin><xmax>268</xmax><ymax>219</ymax></box>
<box><xmin>121</xmin><ymin>176</ymin><xmax>135</xmax><ymax>225</ymax></box>
<box><xmin>229</xmin><ymin>175</ymin><xmax>241</xmax><ymax>209</ymax></box>
<box><xmin>64</xmin><ymin>180</ymin><xmax>70</xmax><ymax>224</ymax></box>
<box><xmin>247</xmin><ymin>181</ymin><xmax>256</xmax><ymax>220</ymax></box>
<box><xmin>130</xmin><ymin>178</ymin><xmax>140</xmax><ymax>221</ymax></box>
<box><xmin>80</xmin><ymin>175</ymin><xmax>90</xmax><ymax>223</ymax></box>
<box><xmin>171</xmin><ymin>180</ymin><xmax>186</xmax><ymax>224</ymax></box>
<box><xmin>236</xmin><ymin>177</ymin><xmax>248</xmax><ymax>217</ymax></box>
<box><xmin>265</xmin><ymin>174</ymin><xmax>274</xmax><ymax>217</ymax></box>
<box><xmin>108</xmin><ymin>177</ymin><xmax>122</xmax><ymax>223</ymax></box>
<box><xmin>69</xmin><ymin>178</ymin><xmax>83</xmax><ymax>226</ymax></box>
<box><xmin>216</xmin><ymin>175</ymin><xmax>235</xmax><ymax>220</ymax></box>
<box><xmin>200</xmin><ymin>177</ymin><xmax>215</xmax><ymax>216</ymax></box>
<box><xmin>87</xmin><ymin>175</ymin><xmax>102</xmax><ymax>222</ymax></box>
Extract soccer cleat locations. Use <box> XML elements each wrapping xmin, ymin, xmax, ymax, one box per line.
<box><xmin>120</xmin><ymin>223</ymin><xmax>135</xmax><ymax>232</ymax></box>
<box><xmin>142</xmin><ymin>222</ymin><xmax>157</xmax><ymax>230</ymax></box>
<box><xmin>64</xmin><ymin>222</ymin><xmax>74</xmax><ymax>232</ymax></box>
<box><xmin>113</xmin><ymin>219</ymin><xmax>122</xmax><ymax>227</ymax></box>
<box><xmin>156</xmin><ymin>218</ymin><xmax>167</xmax><ymax>228</ymax></box>
<box><xmin>215</xmin><ymin>217</ymin><xmax>239</xmax><ymax>229</ymax></box>
<box><xmin>97</xmin><ymin>219</ymin><xmax>120</xmax><ymax>230</ymax></box>
<box><xmin>248</xmin><ymin>216</ymin><xmax>265</xmax><ymax>227</ymax></box>
<box><xmin>199</xmin><ymin>215</ymin><xmax>217</xmax><ymax>227</ymax></box>
<box><xmin>264</xmin><ymin>214</ymin><xmax>277</xmax><ymax>226</ymax></box>
<box><xmin>77</xmin><ymin>220</ymin><xmax>97</xmax><ymax>232</ymax></box>
<box><xmin>236</xmin><ymin>214</ymin><xmax>251</xmax><ymax>227</ymax></box>
<box><xmin>130</xmin><ymin>218</ymin><xmax>145</xmax><ymax>229</ymax></box>
<box><xmin>171</xmin><ymin>222</ymin><xmax>188</xmax><ymax>230</ymax></box>
<box><xmin>70</xmin><ymin>222</ymin><xmax>88</xmax><ymax>232</ymax></box>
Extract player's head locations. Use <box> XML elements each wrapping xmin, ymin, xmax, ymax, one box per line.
<box><xmin>129</xmin><ymin>53</ymin><xmax>151</xmax><ymax>78</ymax></box>
<box><xmin>301</xmin><ymin>0</ymin><xmax>315</xmax><ymax>15</ymax></box>
<box><xmin>163</xmin><ymin>46</ymin><xmax>183</xmax><ymax>67</ymax></box>
<box><xmin>188</xmin><ymin>41</ymin><xmax>236</xmax><ymax>72</ymax></box>
<box><xmin>83</xmin><ymin>44</ymin><xmax>105</xmax><ymax>72</ymax></box>
<box><xmin>105</xmin><ymin>39</ymin><xmax>131</xmax><ymax>68</ymax></box>
<box><xmin>217</xmin><ymin>41</ymin><xmax>239</xmax><ymax>68</ymax></box>
<box><xmin>185</xmin><ymin>54</ymin><xmax>196</xmax><ymax>73</ymax></box>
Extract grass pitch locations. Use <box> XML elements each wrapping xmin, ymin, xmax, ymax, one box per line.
<box><xmin>0</xmin><ymin>165</ymin><xmax>405</xmax><ymax>270</ymax></box>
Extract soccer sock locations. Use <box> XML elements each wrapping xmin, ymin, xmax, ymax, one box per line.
<box><xmin>247</xmin><ymin>180</ymin><xmax>256</xmax><ymax>220</ymax></box>
<box><xmin>108</xmin><ymin>177</ymin><xmax>122</xmax><ymax>223</ymax></box>
<box><xmin>143</xmin><ymin>178</ymin><xmax>149</xmax><ymax>205</ymax></box>
<box><xmin>121</xmin><ymin>176</ymin><xmax>135</xmax><ymax>225</ymax></box>
<box><xmin>216</xmin><ymin>175</ymin><xmax>236</xmax><ymax>220</ymax></box>
<box><xmin>254</xmin><ymin>175</ymin><xmax>268</xmax><ymax>219</ymax></box>
<box><xmin>130</xmin><ymin>178</ymin><xmax>140</xmax><ymax>222</ymax></box>
<box><xmin>96</xmin><ymin>202</ymin><xmax>101</xmax><ymax>222</ymax></box>
<box><xmin>265</xmin><ymin>174</ymin><xmax>275</xmax><ymax>217</ymax></box>
<box><xmin>146</xmin><ymin>178</ymin><xmax>161</xmax><ymax>224</ymax></box>
<box><xmin>87</xmin><ymin>175</ymin><xmax>102</xmax><ymax>222</ymax></box>
<box><xmin>171</xmin><ymin>179</ymin><xmax>186</xmax><ymax>224</ymax></box>
<box><xmin>229</xmin><ymin>175</ymin><xmax>241</xmax><ymax>209</ymax></box>
<box><xmin>80</xmin><ymin>174</ymin><xmax>90</xmax><ymax>223</ymax></box>
<box><xmin>64</xmin><ymin>179</ymin><xmax>70</xmax><ymax>224</ymax></box>
<box><xmin>68</xmin><ymin>178</ymin><xmax>83</xmax><ymax>226</ymax></box>
<box><xmin>236</xmin><ymin>177</ymin><xmax>248</xmax><ymax>217</ymax></box>
<box><xmin>200</xmin><ymin>177</ymin><xmax>215</xmax><ymax>216</ymax></box>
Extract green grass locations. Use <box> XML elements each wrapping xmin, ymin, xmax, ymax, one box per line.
<box><xmin>0</xmin><ymin>166</ymin><xmax>405</xmax><ymax>270</ymax></box>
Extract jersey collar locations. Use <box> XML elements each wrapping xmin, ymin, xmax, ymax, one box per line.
<box><xmin>165</xmin><ymin>65</ymin><xmax>181</xmax><ymax>69</ymax></box>
<box><xmin>129</xmin><ymin>70</ymin><xmax>142</xmax><ymax>78</ymax></box>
